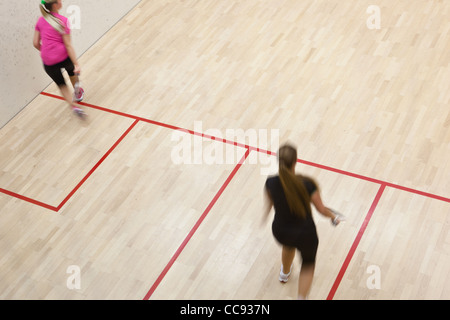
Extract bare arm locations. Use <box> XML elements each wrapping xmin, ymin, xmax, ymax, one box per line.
<box><xmin>33</xmin><ymin>30</ymin><xmax>41</xmax><ymax>51</ymax></box>
<box><xmin>310</xmin><ymin>190</ymin><xmax>339</xmax><ymax>224</ymax></box>
<box><xmin>62</xmin><ymin>33</ymin><xmax>80</xmax><ymax>74</ymax></box>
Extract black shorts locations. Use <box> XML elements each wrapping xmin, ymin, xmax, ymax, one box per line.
<box><xmin>44</xmin><ymin>57</ymin><xmax>75</xmax><ymax>87</ymax></box>
<box><xmin>272</xmin><ymin>220</ymin><xmax>319</xmax><ymax>265</ymax></box>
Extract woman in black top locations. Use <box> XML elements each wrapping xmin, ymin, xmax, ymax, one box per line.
<box><xmin>264</xmin><ymin>144</ymin><xmax>342</xmax><ymax>299</ymax></box>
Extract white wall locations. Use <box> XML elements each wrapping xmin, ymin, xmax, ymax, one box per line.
<box><xmin>0</xmin><ymin>0</ymin><xmax>141</xmax><ymax>128</ymax></box>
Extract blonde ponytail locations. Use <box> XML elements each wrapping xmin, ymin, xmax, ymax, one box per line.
<box><xmin>278</xmin><ymin>144</ymin><xmax>312</xmax><ymax>219</ymax></box>
<box><xmin>40</xmin><ymin>0</ymin><xmax>65</xmax><ymax>34</ymax></box>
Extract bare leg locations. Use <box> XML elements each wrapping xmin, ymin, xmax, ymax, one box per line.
<box><xmin>69</xmin><ymin>75</ymin><xmax>79</xmax><ymax>88</ymax></box>
<box><xmin>298</xmin><ymin>263</ymin><xmax>315</xmax><ymax>299</ymax></box>
<box><xmin>59</xmin><ymin>84</ymin><xmax>75</xmax><ymax>108</ymax></box>
<box><xmin>59</xmin><ymin>84</ymin><xmax>85</xmax><ymax>117</ymax></box>
<box><xmin>281</xmin><ymin>246</ymin><xmax>295</xmax><ymax>274</ymax></box>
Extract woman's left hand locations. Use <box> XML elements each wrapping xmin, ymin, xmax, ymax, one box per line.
<box><xmin>74</xmin><ymin>64</ymin><xmax>81</xmax><ymax>75</ymax></box>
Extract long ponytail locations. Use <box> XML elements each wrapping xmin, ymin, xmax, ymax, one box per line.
<box><xmin>40</xmin><ymin>0</ymin><xmax>65</xmax><ymax>34</ymax></box>
<box><xmin>278</xmin><ymin>144</ymin><xmax>312</xmax><ymax>219</ymax></box>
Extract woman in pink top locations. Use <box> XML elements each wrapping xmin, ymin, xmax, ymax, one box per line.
<box><xmin>33</xmin><ymin>0</ymin><xmax>86</xmax><ymax>117</ymax></box>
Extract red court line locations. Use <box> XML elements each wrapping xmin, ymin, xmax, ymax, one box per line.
<box><xmin>143</xmin><ymin>148</ymin><xmax>251</xmax><ymax>300</ymax></box>
<box><xmin>41</xmin><ymin>92</ymin><xmax>450</xmax><ymax>203</ymax></box>
<box><xmin>3</xmin><ymin>92</ymin><xmax>447</xmax><ymax>214</ymax></box>
<box><xmin>40</xmin><ymin>92</ymin><xmax>260</xmax><ymax>151</ymax></box>
<box><xmin>256</xmin><ymin>146</ymin><xmax>450</xmax><ymax>204</ymax></box>
<box><xmin>42</xmin><ymin>92</ymin><xmax>181</xmax><ymax>132</ymax></box>
<box><xmin>299</xmin><ymin>159</ymin><xmax>449</xmax><ymax>203</ymax></box>
<box><xmin>0</xmin><ymin>188</ymin><xmax>58</xmax><ymax>212</ymax></box>
<box><xmin>39</xmin><ymin>92</ymin><xmax>450</xmax><ymax>204</ymax></box>
<box><xmin>383</xmin><ymin>182</ymin><xmax>449</xmax><ymax>203</ymax></box>
<box><xmin>55</xmin><ymin>119</ymin><xmax>140</xmax><ymax>212</ymax></box>
<box><xmin>327</xmin><ymin>184</ymin><xmax>386</xmax><ymax>300</ymax></box>
<box><xmin>0</xmin><ymin>119</ymin><xmax>139</xmax><ymax>213</ymax></box>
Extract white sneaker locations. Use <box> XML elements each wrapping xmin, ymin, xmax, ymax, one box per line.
<box><xmin>279</xmin><ymin>264</ymin><xmax>293</xmax><ymax>283</ymax></box>
<box><xmin>73</xmin><ymin>83</ymin><xmax>85</xmax><ymax>102</ymax></box>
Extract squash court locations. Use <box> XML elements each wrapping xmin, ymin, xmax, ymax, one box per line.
<box><xmin>0</xmin><ymin>0</ymin><xmax>449</xmax><ymax>300</ymax></box>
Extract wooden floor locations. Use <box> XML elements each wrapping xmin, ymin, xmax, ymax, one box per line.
<box><xmin>1</xmin><ymin>0</ymin><xmax>449</xmax><ymax>300</ymax></box>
